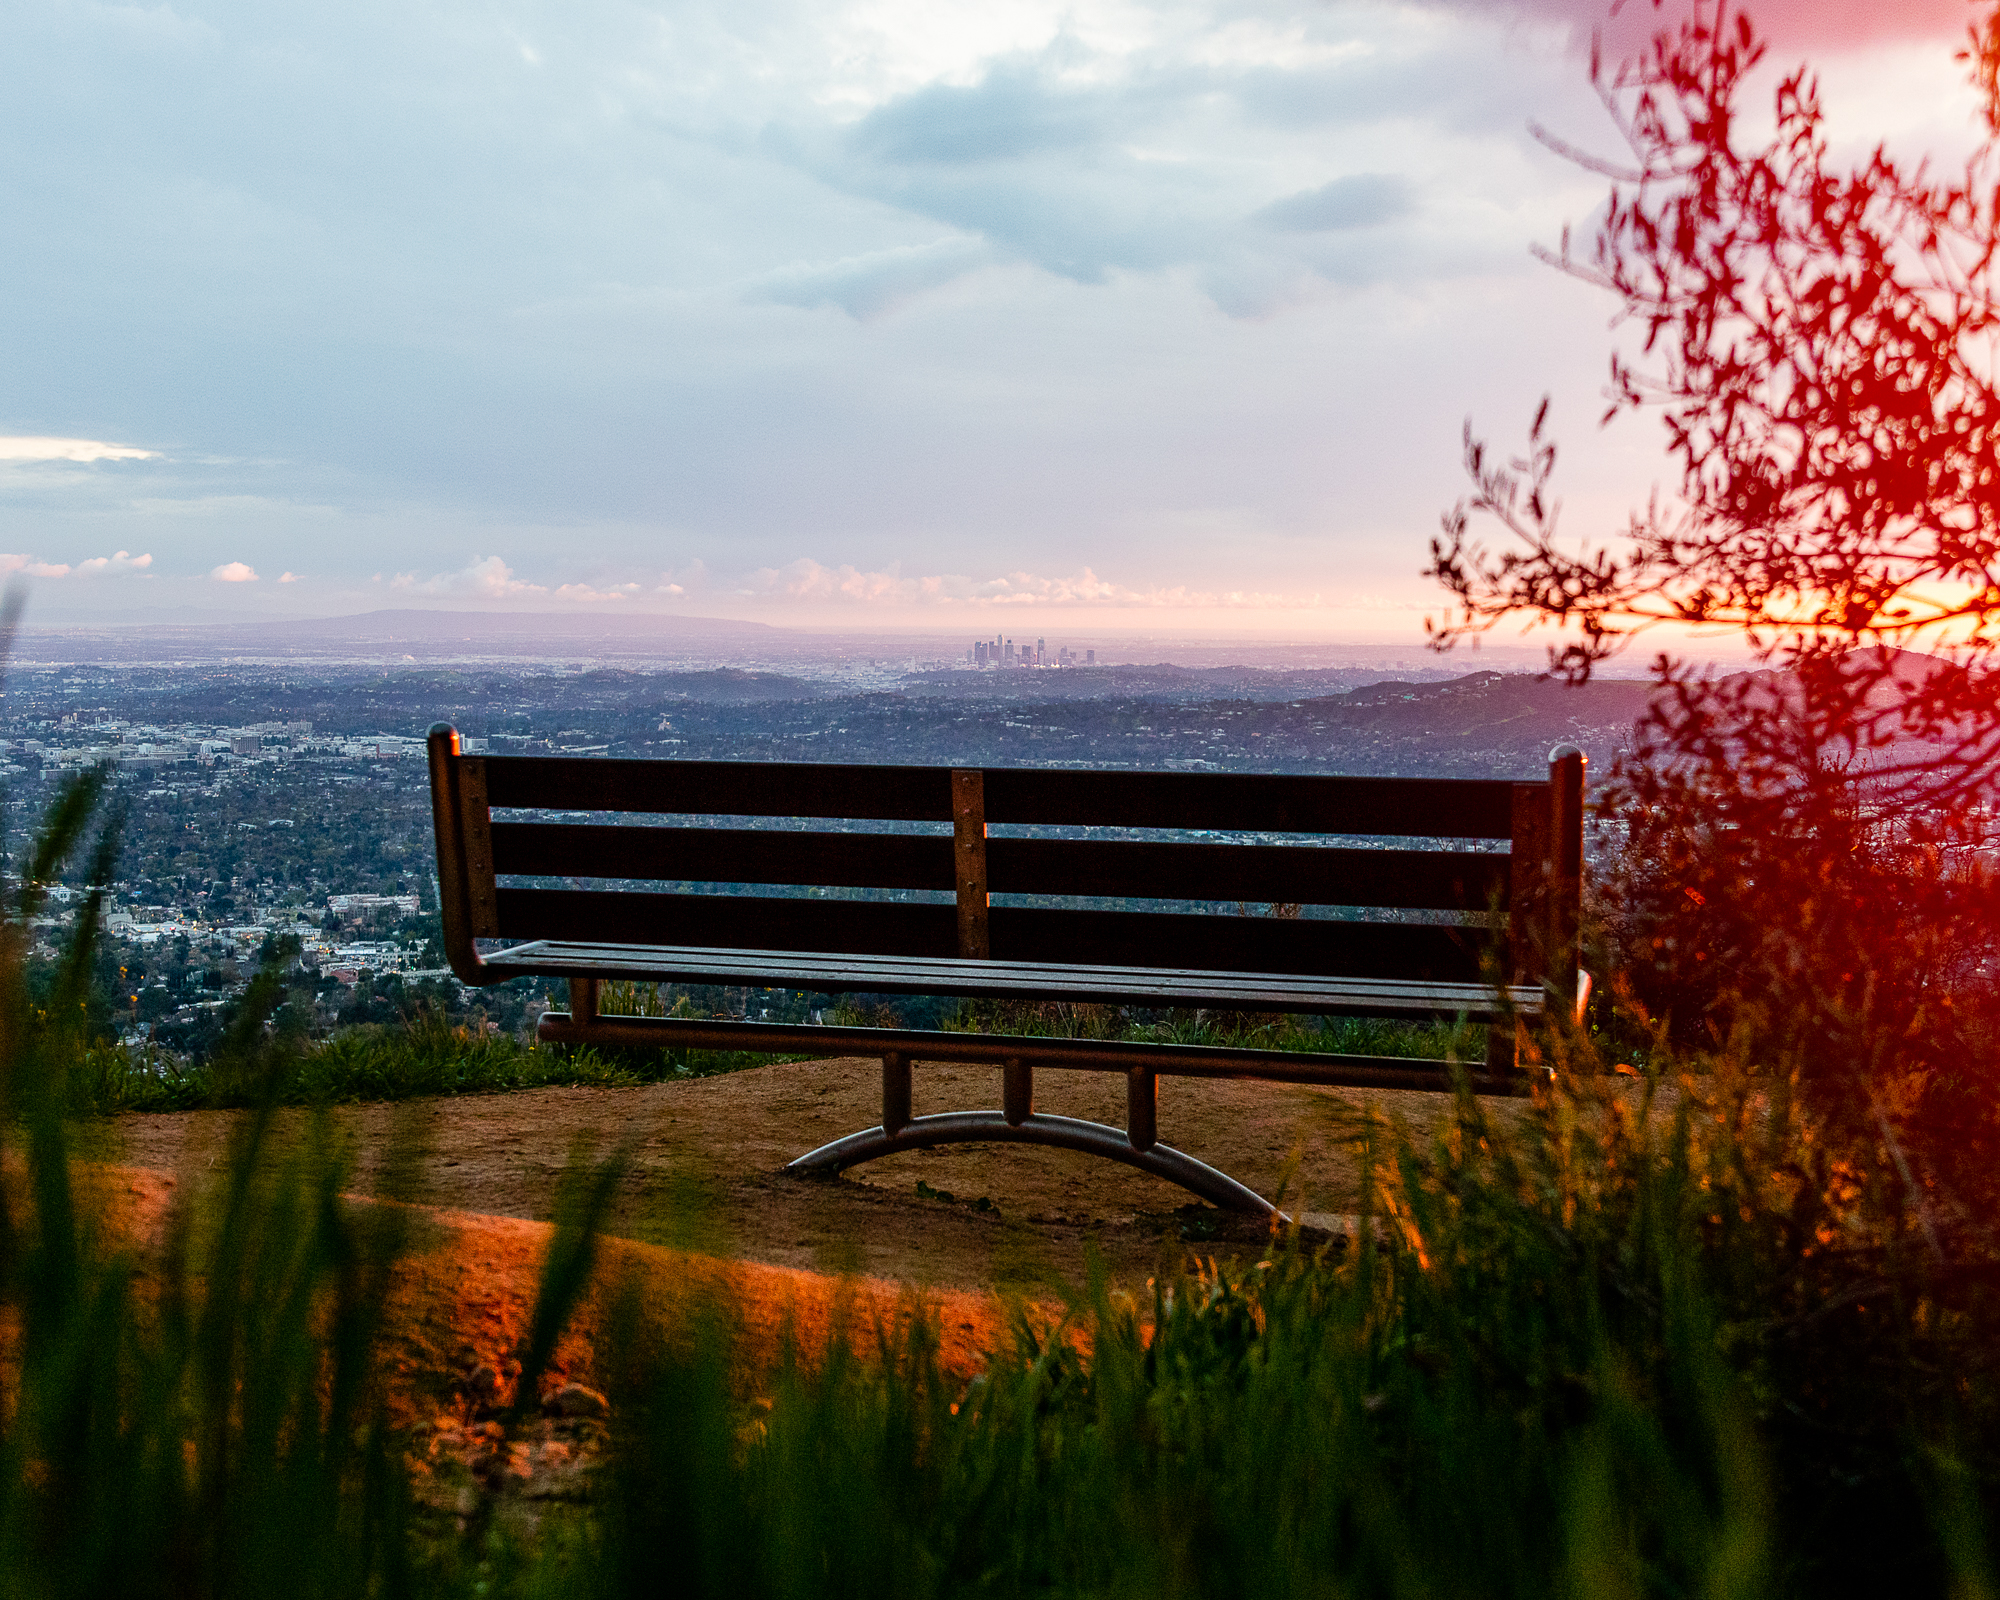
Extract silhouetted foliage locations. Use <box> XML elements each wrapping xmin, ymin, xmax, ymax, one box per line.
<box><xmin>1428</xmin><ymin>0</ymin><xmax>2000</xmax><ymax>1189</ymax></box>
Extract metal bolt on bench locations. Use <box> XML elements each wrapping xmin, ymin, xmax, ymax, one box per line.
<box><xmin>428</xmin><ymin>727</ymin><xmax>1587</xmax><ymax>1218</ymax></box>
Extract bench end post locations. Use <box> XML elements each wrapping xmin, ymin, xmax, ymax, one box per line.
<box><xmin>1547</xmin><ymin>743</ymin><xmax>1587</xmax><ymax>1019</ymax></box>
<box><xmin>428</xmin><ymin>722</ymin><xmax>493</xmax><ymax>985</ymax></box>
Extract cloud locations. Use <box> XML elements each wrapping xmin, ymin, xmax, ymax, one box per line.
<box><xmin>0</xmin><ymin>555</ymin><xmax>76</xmax><ymax>579</ymax></box>
<box><xmin>389</xmin><ymin>555</ymin><xmax>547</xmax><ymax>598</ymax></box>
<box><xmin>211</xmin><ymin>561</ymin><xmax>258</xmax><ymax>582</ymax></box>
<box><xmin>553</xmin><ymin>580</ymin><xmax>642</xmax><ymax>601</ymax></box>
<box><xmin>749</xmin><ymin>558</ymin><xmax>1325</xmax><ymax>610</ymax></box>
<box><xmin>0</xmin><ymin>436</ymin><xmax>158</xmax><ymax>463</ymax></box>
<box><xmin>362</xmin><ymin>560</ymin><xmax>709</xmax><ymax>606</ymax></box>
<box><xmin>849</xmin><ymin>66</ymin><xmax>1105</xmax><ymax>165</ymax></box>
<box><xmin>751</xmin><ymin>238</ymin><xmax>998</xmax><ymax>317</ymax></box>
<box><xmin>1255</xmin><ymin>174</ymin><xmax>1413</xmax><ymax>231</ymax></box>
<box><xmin>653</xmin><ymin>561</ymin><xmax>706</xmax><ymax>599</ymax></box>
<box><xmin>801</xmin><ymin>69</ymin><xmax>1217</xmax><ymax>288</ymax></box>
<box><xmin>76</xmin><ymin>550</ymin><xmax>152</xmax><ymax>576</ymax></box>
<box><xmin>777</xmin><ymin>29</ymin><xmax>1534</xmax><ymax>311</ymax></box>
<box><xmin>0</xmin><ymin>549</ymin><xmax>153</xmax><ymax>579</ymax></box>
<box><xmin>278</xmin><ymin>570</ymin><xmax>300</xmax><ymax>583</ymax></box>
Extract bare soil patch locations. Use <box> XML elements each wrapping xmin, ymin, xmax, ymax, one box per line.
<box><xmin>61</xmin><ymin>1159</ymin><xmax>1049</xmax><ymax>1517</ymax></box>
<box><xmin>102</xmin><ymin>1055</ymin><xmax>1524</xmax><ymax>1293</ymax></box>
<box><xmin>68</xmin><ymin>1061</ymin><xmax>1541</xmax><ymax>1516</ymax></box>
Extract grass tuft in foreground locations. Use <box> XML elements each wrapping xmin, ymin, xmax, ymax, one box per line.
<box><xmin>558</xmin><ymin>1045</ymin><xmax>1999</xmax><ymax>1600</ymax></box>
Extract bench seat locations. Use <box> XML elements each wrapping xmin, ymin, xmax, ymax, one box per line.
<box><xmin>482</xmin><ymin>939</ymin><xmax>1545</xmax><ymax>1019</ymax></box>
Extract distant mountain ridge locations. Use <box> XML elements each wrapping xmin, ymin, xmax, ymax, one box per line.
<box><xmin>15</xmin><ymin>607</ymin><xmax>793</xmax><ymax>664</ymax></box>
<box><xmin>12</xmin><ymin>607</ymin><xmax>1569</xmax><ymax>673</ymax></box>
<box><xmin>22</xmin><ymin>607</ymin><xmax>783</xmax><ymax>641</ymax></box>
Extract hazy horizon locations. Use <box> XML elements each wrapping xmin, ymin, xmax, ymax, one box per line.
<box><xmin>0</xmin><ymin>600</ymin><xmax>1723</xmax><ymax>679</ymax></box>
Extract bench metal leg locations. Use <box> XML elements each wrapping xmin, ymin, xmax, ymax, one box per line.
<box><xmin>787</xmin><ymin>1111</ymin><xmax>1279</xmax><ymax>1217</ymax></box>
<box><xmin>1002</xmin><ymin>1057</ymin><xmax>1032</xmax><ymax>1126</ymax></box>
<box><xmin>881</xmin><ymin>1050</ymin><xmax>911</xmax><ymax>1136</ymax></box>
<box><xmin>571</xmin><ymin>977</ymin><xmax>598</xmax><ymax>1028</ymax></box>
<box><xmin>1486</xmin><ymin>1020</ymin><xmax>1517</xmax><ymax>1075</ymax></box>
<box><xmin>1128</xmin><ymin>1068</ymin><xmax>1157</xmax><ymax>1153</ymax></box>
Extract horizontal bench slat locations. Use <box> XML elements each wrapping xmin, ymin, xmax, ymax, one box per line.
<box><xmin>987</xmin><ymin>839</ymin><xmax>1508</xmax><ymax>908</ymax></box>
<box><xmin>477</xmin><ymin>755</ymin><xmax>1529</xmax><ymax>838</ymax></box>
<box><xmin>983</xmin><ymin>768</ymin><xmax>1523</xmax><ymax>836</ymax></box>
<box><xmin>493</xmin><ymin>888</ymin><xmax>1489</xmax><ymax>981</ymax></box>
<box><xmin>492</xmin><ymin>822</ymin><xmax>955</xmax><ymax>890</ymax></box>
<box><xmin>486</xmin><ymin>940</ymin><xmax>1538</xmax><ymax>1018</ymax></box>
<box><xmin>497</xmin><ymin>887</ymin><xmax>954</xmax><ymax>957</ymax></box>
<box><xmin>991</xmin><ymin>904</ymin><xmax>1485</xmax><ymax>980</ymax></box>
<box><xmin>483</xmin><ymin>758</ymin><xmax>953</xmax><ymax>820</ymax></box>
<box><xmin>490</xmin><ymin>824</ymin><xmax>1511</xmax><ymax>910</ymax></box>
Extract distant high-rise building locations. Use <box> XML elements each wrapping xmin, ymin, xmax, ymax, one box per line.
<box><xmin>1086</xmin><ymin>649</ymin><xmax>1096</xmax><ymax>665</ymax></box>
<box><xmin>1036</xmin><ymin>637</ymin><xmax>1045</xmax><ymax>666</ymax></box>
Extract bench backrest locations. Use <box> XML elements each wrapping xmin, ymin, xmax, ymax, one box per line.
<box><xmin>427</xmin><ymin>724</ymin><xmax>1584</xmax><ymax>999</ymax></box>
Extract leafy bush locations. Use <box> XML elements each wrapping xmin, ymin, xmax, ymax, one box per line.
<box><xmin>1430</xmin><ymin>0</ymin><xmax>2000</xmax><ymax>1209</ymax></box>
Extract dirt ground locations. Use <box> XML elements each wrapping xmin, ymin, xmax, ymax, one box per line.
<box><xmin>63</xmin><ymin>1159</ymin><xmax>1063</xmax><ymax>1510</ymax></box>
<box><xmin>102</xmin><ymin>1055</ymin><xmax>1526</xmax><ymax>1295</ymax></box>
<box><xmin>64</xmin><ymin>1061</ymin><xmax>1546</xmax><ymax>1509</ymax></box>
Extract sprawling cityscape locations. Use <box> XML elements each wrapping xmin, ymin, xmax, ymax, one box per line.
<box><xmin>0</xmin><ymin>617</ymin><xmax>1652</xmax><ymax>1058</ymax></box>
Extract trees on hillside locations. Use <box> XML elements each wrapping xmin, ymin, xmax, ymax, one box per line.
<box><xmin>1427</xmin><ymin>1</ymin><xmax>2000</xmax><ymax>1169</ymax></box>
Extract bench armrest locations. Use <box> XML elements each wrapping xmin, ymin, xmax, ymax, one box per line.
<box><xmin>428</xmin><ymin>723</ymin><xmax>499</xmax><ymax>985</ymax></box>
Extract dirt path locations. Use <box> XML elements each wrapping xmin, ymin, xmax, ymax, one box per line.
<box><xmin>104</xmin><ymin>1055</ymin><xmax>1520</xmax><ymax>1294</ymax></box>
<box><xmin>63</xmin><ymin>1161</ymin><xmax>1059</xmax><ymax>1510</ymax></box>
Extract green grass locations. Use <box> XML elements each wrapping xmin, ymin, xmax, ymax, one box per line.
<box><xmin>23</xmin><ymin>1043</ymin><xmax>1998</xmax><ymax>1597</ymax></box>
<box><xmin>516</xmin><ymin>1053</ymin><xmax>2000</xmax><ymax>1600</ymax></box>
<box><xmin>939</xmin><ymin>996</ymin><xmax>1484</xmax><ymax>1059</ymax></box>
<box><xmin>56</xmin><ymin>1012</ymin><xmax>812</xmax><ymax>1117</ymax></box>
<box><xmin>18</xmin><ymin>1013</ymin><xmax>2000</xmax><ymax>1595</ymax></box>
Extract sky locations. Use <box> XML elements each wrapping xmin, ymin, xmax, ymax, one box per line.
<box><xmin>1</xmin><ymin>0</ymin><xmax>1987</xmax><ymax>641</ymax></box>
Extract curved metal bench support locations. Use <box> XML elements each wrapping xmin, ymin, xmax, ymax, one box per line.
<box><xmin>785</xmin><ymin>1110</ymin><xmax>1278</xmax><ymax>1218</ymax></box>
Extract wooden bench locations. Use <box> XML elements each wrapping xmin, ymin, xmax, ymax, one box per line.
<box><xmin>426</xmin><ymin>725</ymin><xmax>1586</xmax><ymax>1216</ymax></box>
